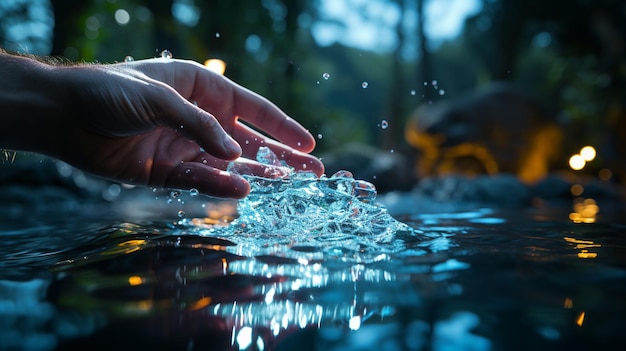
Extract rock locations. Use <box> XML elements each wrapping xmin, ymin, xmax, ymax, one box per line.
<box><xmin>320</xmin><ymin>143</ymin><xmax>417</xmax><ymax>193</ymax></box>
<box><xmin>405</xmin><ymin>82</ymin><xmax>563</xmax><ymax>184</ymax></box>
<box><xmin>413</xmin><ymin>174</ymin><xmax>531</xmax><ymax>207</ymax></box>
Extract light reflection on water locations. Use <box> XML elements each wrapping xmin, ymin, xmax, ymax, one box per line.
<box><xmin>1</xmin><ymin>201</ymin><xmax>626</xmax><ymax>350</ymax></box>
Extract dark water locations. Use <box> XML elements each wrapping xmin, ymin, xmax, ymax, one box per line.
<box><xmin>1</xmin><ymin>198</ymin><xmax>626</xmax><ymax>351</ymax></box>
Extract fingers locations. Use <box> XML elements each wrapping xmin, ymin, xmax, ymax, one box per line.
<box><xmin>232</xmin><ymin>123</ymin><xmax>325</xmax><ymax>176</ymax></box>
<box><xmin>169</xmin><ymin>60</ymin><xmax>317</xmax><ymax>153</ymax></box>
<box><xmin>157</xmin><ymin>88</ymin><xmax>242</xmax><ymax>161</ymax></box>
<box><xmin>165</xmin><ymin>161</ymin><xmax>250</xmax><ymax>199</ymax></box>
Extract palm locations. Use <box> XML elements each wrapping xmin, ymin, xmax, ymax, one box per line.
<box><xmin>56</xmin><ymin>58</ymin><xmax>323</xmax><ymax>198</ymax></box>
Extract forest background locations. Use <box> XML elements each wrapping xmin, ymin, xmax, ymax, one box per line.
<box><xmin>1</xmin><ymin>0</ymin><xmax>624</xmax><ymax>180</ymax></box>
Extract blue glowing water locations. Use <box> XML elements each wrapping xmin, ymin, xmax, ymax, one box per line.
<box><xmin>177</xmin><ymin>147</ymin><xmax>420</xmax><ymax>259</ymax></box>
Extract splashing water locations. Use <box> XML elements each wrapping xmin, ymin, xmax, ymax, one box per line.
<box><xmin>181</xmin><ymin>147</ymin><xmax>417</xmax><ymax>257</ymax></box>
<box><xmin>160</xmin><ymin>49</ymin><xmax>173</xmax><ymax>59</ymax></box>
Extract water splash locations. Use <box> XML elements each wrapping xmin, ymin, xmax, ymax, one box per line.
<box><xmin>160</xmin><ymin>49</ymin><xmax>173</xmax><ymax>59</ymax></box>
<box><xmin>182</xmin><ymin>147</ymin><xmax>416</xmax><ymax>255</ymax></box>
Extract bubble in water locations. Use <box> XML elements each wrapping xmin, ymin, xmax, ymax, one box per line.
<box><xmin>124</xmin><ymin>55</ymin><xmax>134</xmax><ymax>62</ymax></box>
<box><xmin>215</xmin><ymin>32</ymin><xmax>221</xmax><ymax>38</ymax></box>
<box><xmin>322</xmin><ymin>72</ymin><xmax>330</xmax><ymax>80</ymax></box>
<box><xmin>410</xmin><ymin>90</ymin><xmax>416</xmax><ymax>96</ymax></box>
<box><xmin>317</xmin><ymin>134</ymin><xmax>323</xmax><ymax>139</ymax></box>
<box><xmin>439</xmin><ymin>89</ymin><xmax>445</xmax><ymax>95</ymax></box>
<box><xmin>381</xmin><ymin>120</ymin><xmax>389</xmax><ymax>129</ymax></box>
<box><xmin>361</xmin><ymin>82</ymin><xmax>368</xmax><ymax>88</ymax></box>
<box><xmin>170</xmin><ymin>190</ymin><xmax>180</xmax><ymax>198</ymax></box>
<box><xmin>178</xmin><ymin>210</ymin><xmax>186</xmax><ymax>218</ymax></box>
<box><xmin>160</xmin><ymin>49</ymin><xmax>173</xmax><ymax>59</ymax></box>
<box><xmin>189</xmin><ymin>188</ymin><xmax>199</xmax><ymax>197</ymax></box>
<box><xmin>185</xmin><ymin>169</ymin><xmax>191</xmax><ymax>174</ymax></box>
<box><xmin>423</xmin><ymin>81</ymin><xmax>428</xmax><ymax>86</ymax></box>
<box><xmin>431</xmin><ymin>79</ymin><xmax>438</xmax><ymax>86</ymax></box>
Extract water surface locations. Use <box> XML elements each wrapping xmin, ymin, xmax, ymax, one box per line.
<box><xmin>2</xmin><ymin>195</ymin><xmax>625</xmax><ymax>351</ymax></box>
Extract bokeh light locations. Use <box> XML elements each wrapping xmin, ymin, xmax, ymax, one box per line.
<box><xmin>204</xmin><ymin>59</ymin><xmax>226</xmax><ymax>75</ymax></box>
<box><xmin>569</xmin><ymin>154</ymin><xmax>585</xmax><ymax>171</ymax></box>
<box><xmin>580</xmin><ymin>146</ymin><xmax>596</xmax><ymax>162</ymax></box>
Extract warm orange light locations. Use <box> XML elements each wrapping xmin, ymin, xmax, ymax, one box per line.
<box><xmin>580</xmin><ymin>146</ymin><xmax>596</xmax><ymax>162</ymax></box>
<box><xmin>564</xmin><ymin>298</ymin><xmax>573</xmax><ymax>309</ymax></box>
<box><xmin>577</xmin><ymin>250</ymin><xmax>597</xmax><ymax>259</ymax></box>
<box><xmin>188</xmin><ymin>297</ymin><xmax>212</xmax><ymax>311</ymax></box>
<box><xmin>221</xmin><ymin>258</ymin><xmax>228</xmax><ymax>273</ymax></box>
<box><xmin>128</xmin><ymin>276</ymin><xmax>143</xmax><ymax>286</ymax></box>
<box><xmin>570</xmin><ymin>184</ymin><xmax>584</xmax><ymax>196</ymax></box>
<box><xmin>569</xmin><ymin>198</ymin><xmax>599</xmax><ymax>223</ymax></box>
<box><xmin>599</xmin><ymin>168</ymin><xmax>612</xmax><ymax>181</ymax></box>
<box><xmin>576</xmin><ymin>312</ymin><xmax>585</xmax><ymax>326</ymax></box>
<box><xmin>204</xmin><ymin>59</ymin><xmax>226</xmax><ymax>75</ymax></box>
<box><xmin>569</xmin><ymin>154</ymin><xmax>585</xmax><ymax>170</ymax></box>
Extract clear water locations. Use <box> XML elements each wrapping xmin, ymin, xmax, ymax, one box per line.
<box><xmin>1</xmin><ymin>160</ymin><xmax>626</xmax><ymax>350</ymax></box>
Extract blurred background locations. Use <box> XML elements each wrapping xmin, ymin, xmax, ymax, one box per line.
<box><xmin>1</xmin><ymin>0</ymin><xmax>625</xmax><ymax>197</ymax></box>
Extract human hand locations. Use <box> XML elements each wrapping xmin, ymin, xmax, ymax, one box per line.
<box><xmin>46</xmin><ymin>58</ymin><xmax>324</xmax><ymax>198</ymax></box>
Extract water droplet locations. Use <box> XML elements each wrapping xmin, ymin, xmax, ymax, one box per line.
<box><xmin>167</xmin><ymin>198</ymin><xmax>173</xmax><ymax>204</ymax></box>
<box><xmin>160</xmin><ymin>49</ymin><xmax>173</xmax><ymax>59</ymax></box>
<box><xmin>185</xmin><ymin>169</ymin><xmax>191</xmax><ymax>174</ymax></box>
<box><xmin>410</xmin><ymin>90</ymin><xmax>416</xmax><ymax>96</ymax></box>
<box><xmin>170</xmin><ymin>190</ymin><xmax>180</xmax><ymax>198</ymax></box>
<box><xmin>302</xmin><ymin>164</ymin><xmax>307</xmax><ymax>169</ymax></box>
<box><xmin>322</xmin><ymin>72</ymin><xmax>330</xmax><ymax>80</ymax></box>
<box><xmin>189</xmin><ymin>188</ymin><xmax>199</xmax><ymax>197</ymax></box>
<box><xmin>124</xmin><ymin>55</ymin><xmax>134</xmax><ymax>62</ymax></box>
<box><xmin>316</xmin><ymin>81</ymin><xmax>320</xmax><ymax>85</ymax></box>
<box><xmin>361</xmin><ymin>82</ymin><xmax>368</xmax><ymax>88</ymax></box>
<box><xmin>381</xmin><ymin>120</ymin><xmax>389</xmax><ymax>129</ymax></box>
<box><xmin>202</xmin><ymin>159</ymin><xmax>207</xmax><ymax>164</ymax></box>
<box><xmin>439</xmin><ymin>89</ymin><xmax>445</xmax><ymax>95</ymax></box>
<box><xmin>317</xmin><ymin>134</ymin><xmax>323</xmax><ymax>139</ymax></box>
<box><xmin>297</xmin><ymin>142</ymin><xmax>302</xmax><ymax>146</ymax></box>
<box><xmin>180</xmin><ymin>124</ymin><xmax>184</xmax><ymax>129</ymax></box>
<box><xmin>423</xmin><ymin>81</ymin><xmax>428</xmax><ymax>86</ymax></box>
<box><xmin>245</xmin><ymin>140</ymin><xmax>250</xmax><ymax>145</ymax></box>
<box><xmin>390</xmin><ymin>149</ymin><xmax>395</xmax><ymax>153</ymax></box>
<box><xmin>431</xmin><ymin>79</ymin><xmax>438</xmax><ymax>86</ymax></box>
<box><xmin>215</xmin><ymin>32</ymin><xmax>220</xmax><ymax>38</ymax></box>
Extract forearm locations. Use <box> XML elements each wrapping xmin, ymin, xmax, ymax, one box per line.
<box><xmin>0</xmin><ymin>51</ymin><xmax>66</xmax><ymax>155</ymax></box>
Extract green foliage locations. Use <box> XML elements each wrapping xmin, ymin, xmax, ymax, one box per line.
<box><xmin>3</xmin><ymin>0</ymin><xmax>623</xmax><ymax>157</ymax></box>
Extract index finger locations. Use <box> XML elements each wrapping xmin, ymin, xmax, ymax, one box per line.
<box><xmin>173</xmin><ymin>60</ymin><xmax>317</xmax><ymax>153</ymax></box>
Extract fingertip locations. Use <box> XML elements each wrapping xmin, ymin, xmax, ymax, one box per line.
<box><xmin>223</xmin><ymin>136</ymin><xmax>243</xmax><ymax>160</ymax></box>
<box><xmin>230</xmin><ymin>173</ymin><xmax>251</xmax><ymax>198</ymax></box>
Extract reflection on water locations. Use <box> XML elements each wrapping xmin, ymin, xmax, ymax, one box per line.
<box><xmin>1</xmin><ymin>191</ymin><xmax>626</xmax><ymax>350</ymax></box>
<box><xmin>1</xmin><ymin>204</ymin><xmax>624</xmax><ymax>350</ymax></box>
